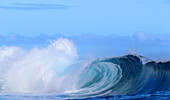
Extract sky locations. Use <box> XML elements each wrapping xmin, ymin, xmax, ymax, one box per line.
<box><xmin>1</xmin><ymin>0</ymin><xmax>170</xmax><ymax>59</ymax></box>
<box><xmin>0</xmin><ymin>0</ymin><xmax>170</xmax><ymax>36</ymax></box>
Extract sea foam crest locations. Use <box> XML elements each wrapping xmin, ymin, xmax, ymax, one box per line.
<box><xmin>0</xmin><ymin>38</ymin><xmax>78</xmax><ymax>93</ymax></box>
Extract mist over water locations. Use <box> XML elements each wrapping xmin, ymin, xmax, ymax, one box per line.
<box><xmin>0</xmin><ymin>38</ymin><xmax>87</xmax><ymax>93</ymax></box>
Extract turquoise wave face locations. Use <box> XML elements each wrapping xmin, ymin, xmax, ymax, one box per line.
<box><xmin>0</xmin><ymin>54</ymin><xmax>170</xmax><ymax>99</ymax></box>
<box><xmin>61</xmin><ymin>54</ymin><xmax>170</xmax><ymax>98</ymax></box>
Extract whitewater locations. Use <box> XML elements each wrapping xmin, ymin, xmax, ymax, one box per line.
<box><xmin>0</xmin><ymin>38</ymin><xmax>169</xmax><ymax>100</ymax></box>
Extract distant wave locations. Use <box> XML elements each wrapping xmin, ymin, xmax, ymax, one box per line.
<box><xmin>0</xmin><ymin>38</ymin><xmax>169</xmax><ymax>99</ymax></box>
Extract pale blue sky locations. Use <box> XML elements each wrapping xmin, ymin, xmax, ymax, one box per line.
<box><xmin>0</xmin><ymin>0</ymin><xmax>170</xmax><ymax>36</ymax></box>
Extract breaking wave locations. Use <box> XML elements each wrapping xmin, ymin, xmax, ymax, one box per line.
<box><xmin>0</xmin><ymin>38</ymin><xmax>169</xmax><ymax>99</ymax></box>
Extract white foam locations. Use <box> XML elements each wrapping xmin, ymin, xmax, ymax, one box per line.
<box><xmin>0</xmin><ymin>38</ymin><xmax>79</xmax><ymax>93</ymax></box>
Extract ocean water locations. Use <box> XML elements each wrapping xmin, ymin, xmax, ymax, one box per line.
<box><xmin>0</xmin><ymin>38</ymin><xmax>169</xmax><ymax>100</ymax></box>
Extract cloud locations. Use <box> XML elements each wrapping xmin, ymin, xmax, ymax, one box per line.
<box><xmin>0</xmin><ymin>33</ymin><xmax>170</xmax><ymax>59</ymax></box>
<box><xmin>0</xmin><ymin>3</ymin><xmax>72</xmax><ymax>11</ymax></box>
<box><xmin>133</xmin><ymin>32</ymin><xmax>170</xmax><ymax>45</ymax></box>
